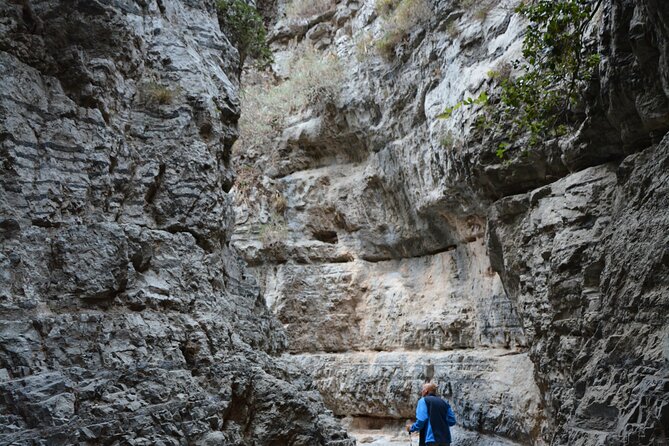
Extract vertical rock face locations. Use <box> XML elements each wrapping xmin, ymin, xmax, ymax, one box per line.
<box><xmin>232</xmin><ymin>0</ymin><xmax>668</xmax><ymax>444</ymax></box>
<box><xmin>0</xmin><ymin>1</ymin><xmax>353</xmax><ymax>444</ymax></box>
<box><xmin>488</xmin><ymin>140</ymin><xmax>669</xmax><ymax>445</ymax></box>
<box><xmin>234</xmin><ymin>1</ymin><xmax>544</xmax><ymax>444</ymax></box>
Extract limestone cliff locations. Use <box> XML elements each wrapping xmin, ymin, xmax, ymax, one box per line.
<box><xmin>232</xmin><ymin>0</ymin><xmax>668</xmax><ymax>445</ymax></box>
<box><xmin>0</xmin><ymin>1</ymin><xmax>353</xmax><ymax>444</ymax></box>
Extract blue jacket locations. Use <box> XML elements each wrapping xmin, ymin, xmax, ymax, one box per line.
<box><xmin>409</xmin><ymin>394</ymin><xmax>456</xmax><ymax>445</ymax></box>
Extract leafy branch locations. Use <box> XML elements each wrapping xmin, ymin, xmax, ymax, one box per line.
<box><xmin>439</xmin><ymin>0</ymin><xmax>603</xmax><ymax>157</ymax></box>
<box><xmin>437</xmin><ymin>92</ymin><xmax>489</xmax><ymax>120</ymax></box>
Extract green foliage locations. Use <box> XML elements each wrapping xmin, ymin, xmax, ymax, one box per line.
<box><xmin>487</xmin><ymin>62</ymin><xmax>512</xmax><ymax>82</ymax></box>
<box><xmin>497</xmin><ymin>0</ymin><xmax>601</xmax><ymax>148</ymax></box>
<box><xmin>437</xmin><ymin>92</ymin><xmax>488</xmax><ymax>120</ymax></box>
<box><xmin>216</xmin><ymin>0</ymin><xmax>272</xmax><ymax>68</ymax></box>
<box><xmin>496</xmin><ymin>141</ymin><xmax>510</xmax><ymax>158</ymax></box>
<box><xmin>439</xmin><ymin>0</ymin><xmax>602</xmax><ymax>157</ymax></box>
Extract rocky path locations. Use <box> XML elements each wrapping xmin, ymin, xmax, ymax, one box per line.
<box><xmin>349</xmin><ymin>426</ymin><xmax>526</xmax><ymax>446</ymax></box>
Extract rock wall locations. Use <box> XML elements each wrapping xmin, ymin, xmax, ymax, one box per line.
<box><xmin>488</xmin><ymin>140</ymin><xmax>669</xmax><ymax>445</ymax></box>
<box><xmin>0</xmin><ymin>1</ymin><xmax>353</xmax><ymax>445</ymax></box>
<box><xmin>233</xmin><ymin>0</ymin><xmax>544</xmax><ymax>444</ymax></box>
<box><xmin>232</xmin><ymin>0</ymin><xmax>668</xmax><ymax>444</ymax></box>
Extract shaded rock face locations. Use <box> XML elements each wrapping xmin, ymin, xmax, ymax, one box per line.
<box><xmin>0</xmin><ymin>1</ymin><xmax>353</xmax><ymax>445</ymax></box>
<box><xmin>488</xmin><ymin>140</ymin><xmax>669</xmax><ymax>445</ymax></box>
<box><xmin>568</xmin><ymin>0</ymin><xmax>669</xmax><ymax>170</ymax></box>
<box><xmin>597</xmin><ymin>0</ymin><xmax>669</xmax><ymax>149</ymax></box>
<box><xmin>232</xmin><ymin>0</ymin><xmax>669</xmax><ymax>445</ymax></box>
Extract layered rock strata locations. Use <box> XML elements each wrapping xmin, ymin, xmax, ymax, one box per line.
<box><xmin>0</xmin><ymin>1</ymin><xmax>353</xmax><ymax>444</ymax></box>
<box><xmin>233</xmin><ymin>0</ymin><xmax>669</xmax><ymax>444</ymax></box>
<box><xmin>233</xmin><ymin>0</ymin><xmax>544</xmax><ymax>444</ymax></box>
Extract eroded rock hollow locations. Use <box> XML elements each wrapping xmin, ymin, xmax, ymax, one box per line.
<box><xmin>0</xmin><ymin>0</ymin><xmax>668</xmax><ymax>445</ymax></box>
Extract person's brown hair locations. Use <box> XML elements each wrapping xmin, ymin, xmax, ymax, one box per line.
<box><xmin>422</xmin><ymin>382</ymin><xmax>438</xmax><ymax>396</ymax></box>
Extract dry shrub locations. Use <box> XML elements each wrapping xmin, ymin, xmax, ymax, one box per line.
<box><xmin>375</xmin><ymin>0</ymin><xmax>401</xmax><ymax>18</ymax></box>
<box><xmin>439</xmin><ymin>130</ymin><xmax>463</xmax><ymax>150</ymax></box>
<box><xmin>474</xmin><ymin>1</ymin><xmax>495</xmax><ymax>21</ymax></box>
<box><xmin>456</xmin><ymin>0</ymin><xmax>495</xmax><ymax>21</ymax></box>
<box><xmin>259</xmin><ymin>218</ymin><xmax>289</xmax><ymax>247</ymax></box>
<box><xmin>375</xmin><ymin>28</ymin><xmax>403</xmax><ymax>60</ymax></box>
<box><xmin>487</xmin><ymin>61</ymin><xmax>513</xmax><ymax>83</ymax></box>
<box><xmin>446</xmin><ymin>20</ymin><xmax>461</xmax><ymax>39</ymax></box>
<box><xmin>273</xmin><ymin>193</ymin><xmax>288</xmax><ymax>214</ymax></box>
<box><xmin>142</xmin><ymin>82</ymin><xmax>175</xmax><ymax>105</ymax></box>
<box><xmin>285</xmin><ymin>0</ymin><xmax>336</xmax><ymax>20</ymax></box>
<box><xmin>375</xmin><ymin>0</ymin><xmax>430</xmax><ymax>60</ymax></box>
<box><xmin>457</xmin><ymin>0</ymin><xmax>476</xmax><ymax>7</ymax></box>
<box><xmin>290</xmin><ymin>45</ymin><xmax>344</xmax><ymax>105</ymax></box>
<box><xmin>354</xmin><ymin>31</ymin><xmax>375</xmax><ymax>61</ymax></box>
<box><xmin>394</xmin><ymin>0</ymin><xmax>430</xmax><ymax>29</ymax></box>
<box><xmin>236</xmin><ymin>45</ymin><xmax>343</xmax><ymax>152</ymax></box>
<box><xmin>234</xmin><ymin>164</ymin><xmax>263</xmax><ymax>199</ymax></box>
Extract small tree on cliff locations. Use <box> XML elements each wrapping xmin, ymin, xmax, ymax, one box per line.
<box><xmin>216</xmin><ymin>0</ymin><xmax>273</xmax><ymax>69</ymax></box>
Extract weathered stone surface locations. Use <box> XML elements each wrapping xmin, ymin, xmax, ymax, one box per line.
<box><xmin>253</xmin><ymin>243</ymin><xmax>525</xmax><ymax>354</ymax></box>
<box><xmin>4</xmin><ymin>0</ymin><xmax>667</xmax><ymax>443</ymax></box>
<box><xmin>233</xmin><ymin>1</ymin><xmax>542</xmax><ymax>443</ymax></box>
<box><xmin>292</xmin><ymin>350</ymin><xmax>543</xmax><ymax>444</ymax></box>
<box><xmin>233</xmin><ymin>0</ymin><xmax>669</xmax><ymax>444</ymax></box>
<box><xmin>488</xmin><ymin>138</ymin><xmax>669</xmax><ymax>445</ymax></box>
<box><xmin>0</xmin><ymin>0</ymin><xmax>353</xmax><ymax>444</ymax></box>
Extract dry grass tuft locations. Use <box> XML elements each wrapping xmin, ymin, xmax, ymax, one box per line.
<box><xmin>142</xmin><ymin>82</ymin><xmax>175</xmax><ymax>105</ymax></box>
<box><xmin>474</xmin><ymin>2</ymin><xmax>495</xmax><ymax>21</ymax></box>
<box><xmin>375</xmin><ymin>0</ymin><xmax>401</xmax><ymax>18</ymax></box>
<box><xmin>273</xmin><ymin>193</ymin><xmax>288</xmax><ymax>214</ymax></box>
<box><xmin>354</xmin><ymin>32</ymin><xmax>375</xmax><ymax>61</ymax></box>
<box><xmin>374</xmin><ymin>0</ymin><xmax>430</xmax><ymax>60</ymax></box>
<box><xmin>456</xmin><ymin>0</ymin><xmax>496</xmax><ymax>22</ymax></box>
<box><xmin>236</xmin><ymin>45</ymin><xmax>344</xmax><ymax>153</ymax></box>
<box><xmin>259</xmin><ymin>217</ymin><xmax>289</xmax><ymax>247</ymax></box>
<box><xmin>285</xmin><ymin>0</ymin><xmax>336</xmax><ymax>20</ymax></box>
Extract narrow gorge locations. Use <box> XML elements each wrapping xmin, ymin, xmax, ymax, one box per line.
<box><xmin>0</xmin><ymin>0</ymin><xmax>667</xmax><ymax>445</ymax></box>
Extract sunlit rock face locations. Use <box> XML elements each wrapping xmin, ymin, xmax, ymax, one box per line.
<box><xmin>233</xmin><ymin>0</ymin><xmax>668</xmax><ymax>445</ymax></box>
<box><xmin>0</xmin><ymin>1</ymin><xmax>354</xmax><ymax>445</ymax></box>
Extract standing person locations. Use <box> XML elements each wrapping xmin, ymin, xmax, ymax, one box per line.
<box><xmin>406</xmin><ymin>382</ymin><xmax>457</xmax><ymax>445</ymax></box>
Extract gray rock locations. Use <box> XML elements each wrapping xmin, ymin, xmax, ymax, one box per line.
<box><xmin>487</xmin><ymin>138</ymin><xmax>669</xmax><ymax>445</ymax></box>
<box><xmin>0</xmin><ymin>0</ymin><xmax>353</xmax><ymax>445</ymax></box>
